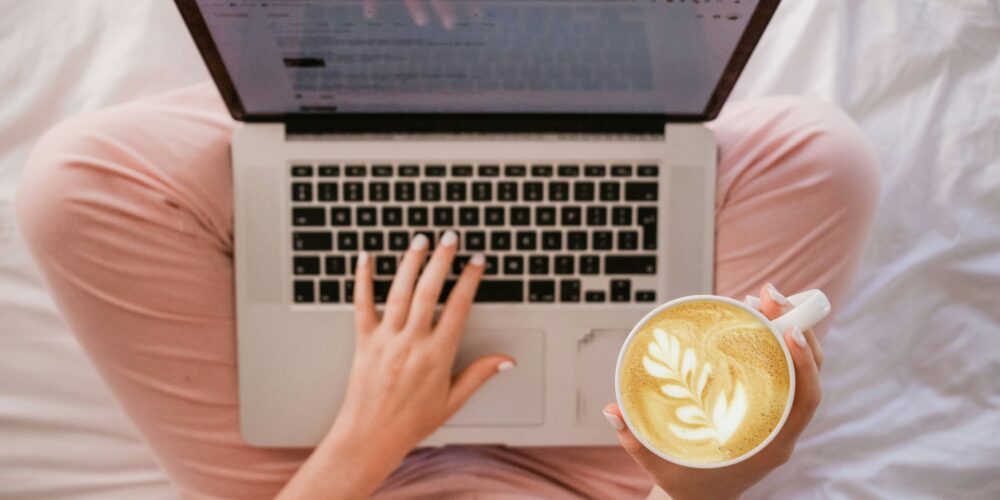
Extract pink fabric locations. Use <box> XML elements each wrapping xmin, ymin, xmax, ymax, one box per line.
<box><xmin>15</xmin><ymin>82</ymin><xmax>879</xmax><ymax>499</ymax></box>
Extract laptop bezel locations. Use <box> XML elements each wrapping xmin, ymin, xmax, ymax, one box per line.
<box><xmin>174</xmin><ymin>0</ymin><xmax>780</xmax><ymax>133</ymax></box>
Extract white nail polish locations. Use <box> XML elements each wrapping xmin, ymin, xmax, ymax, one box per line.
<box><xmin>358</xmin><ymin>251</ymin><xmax>369</xmax><ymax>266</ymax></box>
<box><xmin>792</xmin><ymin>326</ymin><xmax>808</xmax><ymax>348</ymax></box>
<box><xmin>744</xmin><ymin>295</ymin><xmax>762</xmax><ymax>310</ymax></box>
<box><xmin>766</xmin><ymin>283</ymin><xmax>789</xmax><ymax>305</ymax></box>
<box><xmin>410</xmin><ymin>234</ymin><xmax>428</xmax><ymax>251</ymax></box>
<box><xmin>497</xmin><ymin>361</ymin><xmax>515</xmax><ymax>372</ymax></box>
<box><xmin>602</xmin><ymin>410</ymin><xmax>624</xmax><ymax>431</ymax></box>
<box><xmin>440</xmin><ymin>230</ymin><xmax>458</xmax><ymax>247</ymax></box>
<box><xmin>471</xmin><ymin>253</ymin><xmax>486</xmax><ymax>266</ymax></box>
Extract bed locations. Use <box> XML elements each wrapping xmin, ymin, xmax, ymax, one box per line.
<box><xmin>1</xmin><ymin>1</ymin><xmax>997</xmax><ymax>498</ymax></box>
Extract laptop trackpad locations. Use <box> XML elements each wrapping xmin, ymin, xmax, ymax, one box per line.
<box><xmin>445</xmin><ymin>329</ymin><xmax>544</xmax><ymax>426</ymax></box>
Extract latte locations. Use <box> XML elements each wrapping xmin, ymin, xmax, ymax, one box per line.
<box><xmin>619</xmin><ymin>300</ymin><xmax>791</xmax><ymax>465</ymax></box>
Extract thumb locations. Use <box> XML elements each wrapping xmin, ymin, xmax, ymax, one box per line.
<box><xmin>447</xmin><ymin>355</ymin><xmax>515</xmax><ymax>415</ymax></box>
<box><xmin>602</xmin><ymin>403</ymin><xmax>672</xmax><ymax>474</ymax></box>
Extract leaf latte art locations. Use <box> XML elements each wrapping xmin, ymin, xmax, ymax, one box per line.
<box><xmin>620</xmin><ymin>300</ymin><xmax>790</xmax><ymax>464</ymax></box>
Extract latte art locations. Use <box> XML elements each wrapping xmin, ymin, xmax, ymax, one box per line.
<box><xmin>620</xmin><ymin>300</ymin><xmax>790</xmax><ymax>464</ymax></box>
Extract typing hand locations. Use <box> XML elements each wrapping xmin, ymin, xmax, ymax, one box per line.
<box><xmin>363</xmin><ymin>0</ymin><xmax>483</xmax><ymax>29</ymax></box>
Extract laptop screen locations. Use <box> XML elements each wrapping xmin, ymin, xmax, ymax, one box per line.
<box><xmin>182</xmin><ymin>0</ymin><xmax>772</xmax><ymax>122</ymax></box>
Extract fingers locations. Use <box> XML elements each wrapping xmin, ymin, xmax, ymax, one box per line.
<box><xmin>405</xmin><ymin>0</ymin><xmax>430</xmax><ymax>26</ymax></box>
<box><xmin>779</xmin><ymin>326</ymin><xmax>822</xmax><ymax>440</ymax></box>
<box><xmin>759</xmin><ymin>282</ymin><xmax>790</xmax><ymax>320</ymax></box>
<box><xmin>446</xmin><ymin>355</ymin><xmax>514</xmax><ymax>415</ymax></box>
<box><xmin>363</xmin><ymin>0</ymin><xmax>376</xmax><ymax>19</ymax></box>
<box><xmin>405</xmin><ymin>231</ymin><xmax>460</xmax><ymax>331</ymax></box>
<box><xmin>802</xmin><ymin>328</ymin><xmax>823</xmax><ymax>371</ymax></box>
<box><xmin>353</xmin><ymin>251</ymin><xmax>378</xmax><ymax>334</ymax></box>
<box><xmin>433</xmin><ymin>253</ymin><xmax>485</xmax><ymax>344</ymax></box>
<box><xmin>602</xmin><ymin>403</ymin><xmax>678</xmax><ymax>476</ymax></box>
<box><xmin>430</xmin><ymin>0</ymin><xmax>455</xmax><ymax>29</ymax></box>
<box><xmin>381</xmin><ymin>234</ymin><xmax>430</xmax><ymax>330</ymax></box>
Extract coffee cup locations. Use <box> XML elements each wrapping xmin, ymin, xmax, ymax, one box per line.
<box><xmin>614</xmin><ymin>290</ymin><xmax>830</xmax><ymax>468</ymax></box>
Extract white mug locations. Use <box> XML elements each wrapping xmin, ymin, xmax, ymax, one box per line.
<box><xmin>614</xmin><ymin>289</ymin><xmax>831</xmax><ymax>469</ymax></box>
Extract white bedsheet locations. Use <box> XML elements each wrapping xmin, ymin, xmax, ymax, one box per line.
<box><xmin>1</xmin><ymin>1</ymin><xmax>998</xmax><ymax>498</ymax></box>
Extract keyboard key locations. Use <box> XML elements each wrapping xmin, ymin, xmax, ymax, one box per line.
<box><xmin>420</xmin><ymin>182</ymin><xmax>441</xmax><ymax>201</ymax></box>
<box><xmin>318</xmin><ymin>183</ymin><xmax>338</xmax><ymax>201</ymax></box>
<box><xmin>372</xmin><ymin>165</ymin><xmax>393</xmax><ymax>177</ymax></box>
<box><xmin>349</xmin><ymin>255</ymin><xmax>359</xmax><ymax>274</ymax></box>
<box><xmin>573</xmin><ymin>182</ymin><xmax>595</xmax><ymax>201</ymax></box>
<box><xmin>503</xmin><ymin>255</ymin><xmax>524</xmax><ymax>275</ymax></box>
<box><xmin>580</xmin><ymin>255</ymin><xmax>600</xmax><ymax>275</ymax></box>
<box><xmin>459</xmin><ymin>207</ymin><xmax>480</xmax><ymax>226</ymax></box>
<box><xmin>472</xmin><ymin>182</ymin><xmax>493</xmax><ymax>201</ymax></box>
<box><xmin>612</xmin><ymin>206</ymin><xmax>632</xmax><ymax>226</ymax></box>
<box><xmin>398</xmin><ymin>165</ymin><xmax>420</xmax><ymax>177</ymax></box>
<box><xmin>558</xmin><ymin>165</ymin><xmax>580</xmax><ymax>177</ymax></box>
<box><xmin>382</xmin><ymin>207</ymin><xmax>403</xmax><ymax>226</ymax></box>
<box><xmin>425</xmin><ymin>165</ymin><xmax>447</xmax><ymax>176</ymax></box>
<box><xmin>345</xmin><ymin>280</ymin><xmax>354</xmax><ymax>302</ymax></box>
<box><xmin>407</xmin><ymin>207</ymin><xmax>429</xmax><ymax>226</ymax></box>
<box><xmin>529</xmin><ymin>280</ymin><xmax>555</xmax><ymax>302</ymax></box>
<box><xmin>484</xmin><ymin>256</ymin><xmax>499</xmax><ymax>275</ymax></box>
<box><xmin>357</xmin><ymin>207</ymin><xmax>377</xmax><ymax>226</ymax></box>
<box><xmin>531</xmin><ymin>165</ymin><xmax>553</xmax><ymax>177</ymax></box>
<box><xmin>554</xmin><ymin>255</ymin><xmax>574</xmax><ymax>274</ymax></box>
<box><xmin>294</xmin><ymin>280</ymin><xmax>315</xmax><ymax>303</ymax></box>
<box><xmin>636</xmin><ymin>290</ymin><xmax>656</xmax><ymax>302</ymax></box>
<box><xmin>452</xmin><ymin>255</ymin><xmax>471</xmax><ymax>275</ymax></box>
<box><xmin>319</xmin><ymin>280</ymin><xmax>340</xmax><ymax>303</ymax></box>
<box><xmin>599</xmin><ymin>182</ymin><xmax>620</xmax><ymax>201</ymax></box>
<box><xmin>318</xmin><ymin>165</ymin><xmax>340</xmax><ymax>177</ymax></box>
<box><xmin>291</xmin><ymin>183</ymin><xmax>312</xmax><ymax>202</ymax></box>
<box><xmin>373</xmin><ymin>280</ymin><xmax>392</xmax><ymax>303</ymax></box>
<box><xmin>292</xmin><ymin>207</ymin><xmax>325</xmax><ymax>226</ymax></box>
<box><xmin>523</xmin><ymin>182</ymin><xmax>544</xmax><ymax>201</ymax></box>
<box><xmin>446</xmin><ymin>182</ymin><xmax>467</xmax><ymax>201</ymax></box>
<box><xmin>363</xmin><ymin>232</ymin><xmax>384</xmax><ymax>251</ymax></box>
<box><xmin>549</xmin><ymin>182</ymin><xmax>570</xmax><ymax>202</ymax></box>
<box><xmin>293</xmin><ymin>256</ymin><xmax>320</xmax><ymax>275</ymax></box>
<box><xmin>475</xmin><ymin>280</ymin><xmax>524</xmax><ymax>302</ymax></box>
<box><xmin>395</xmin><ymin>182</ymin><xmax>416</xmax><ymax>202</ymax></box>
<box><xmin>625</xmin><ymin>182</ymin><xmax>658</xmax><ymax>201</ymax></box>
<box><xmin>561</xmin><ymin>206</ymin><xmax>582</xmax><ymax>226</ymax></box>
<box><xmin>585</xmin><ymin>290</ymin><xmax>606</xmax><ymax>302</ymax></box>
<box><xmin>542</xmin><ymin>231</ymin><xmax>562</xmax><ymax>250</ymax></box>
<box><xmin>478</xmin><ymin>165</ymin><xmax>500</xmax><ymax>177</ymax></box>
<box><xmin>637</xmin><ymin>165</ymin><xmax>659</xmax><ymax>177</ymax></box>
<box><xmin>560</xmin><ymin>279</ymin><xmax>581</xmax><ymax>302</ymax></box>
<box><xmin>498</xmin><ymin>182</ymin><xmax>518</xmax><ymax>201</ymax></box>
<box><xmin>536</xmin><ymin>207</ymin><xmax>556</xmax><ymax>226</ymax></box>
<box><xmin>511</xmin><ymin>207</ymin><xmax>531</xmax><ymax>226</ymax></box>
<box><xmin>293</xmin><ymin>232</ymin><xmax>332</xmax><ymax>251</ymax></box>
<box><xmin>325</xmin><ymin>256</ymin><xmax>347</xmax><ymax>275</ymax></box>
<box><xmin>345</xmin><ymin>165</ymin><xmax>366</xmax><ymax>177</ymax></box>
<box><xmin>505</xmin><ymin>165</ymin><xmax>527</xmax><ymax>177</ymax></box>
<box><xmin>465</xmin><ymin>231</ymin><xmax>486</xmax><ymax>250</ymax></box>
<box><xmin>484</xmin><ymin>207</ymin><xmax>505</xmax><ymax>226</ymax></box>
<box><xmin>516</xmin><ymin>231</ymin><xmax>537</xmax><ymax>250</ymax></box>
<box><xmin>611</xmin><ymin>165</ymin><xmax>632</xmax><ymax>177</ymax></box>
<box><xmin>592</xmin><ymin>231</ymin><xmax>613</xmax><ymax>250</ymax></box>
<box><xmin>388</xmin><ymin>232</ymin><xmax>409</xmax><ymax>251</ymax></box>
<box><xmin>584</xmin><ymin>165</ymin><xmax>607</xmax><ymax>177</ymax></box>
<box><xmin>638</xmin><ymin>207</ymin><xmax>657</xmax><ymax>250</ymax></box>
<box><xmin>337</xmin><ymin>231</ymin><xmax>359</xmax><ymax>251</ymax></box>
<box><xmin>330</xmin><ymin>207</ymin><xmax>351</xmax><ymax>226</ymax></box>
<box><xmin>606</xmin><ymin>256</ymin><xmax>656</xmax><ymax>274</ymax></box>
<box><xmin>529</xmin><ymin>255</ymin><xmax>549</xmax><ymax>274</ymax></box>
<box><xmin>587</xmin><ymin>206</ymin><xmax>607</xmax><ymax>226</ymax></box>
<box><xmin>611</xmin><ymin>280</ymin><xmax>631</xmax><ymax>302</ymax></box>
<box><xmin>618</xmin><ymin>231</ymin><xmax>639</xmax><ymax>250</ymax></box>
<box><xmin>376</xmin><ymin>256</ymin><xmax>397</xmax><ymax>275</ymax></box>
<box><xmin>491</xmin><ymin>231</ymin><xmax>512</xmax><ymax>250</ymax></box>
<box><xmin>344</xmin><ymin>182</ymin><xmax>364</xmax><ymax>201</ymax></box>
<box><xmin>433</xmin><ymin>207</ymin><xmax>455</xmax><ymax>226</ymax></box>
<box><xmin>452</xmin><ymin>165</ymin><xmax>473</xmax><ymax>177</ymax></box>
<box><xmin>291</xmin><ymin>165</ymin><xmax>313</xmax><ymax>177</ymax></box>
<box><xmin>567</xmin><ymin>231</ymin><xmax>588</xmax><ymax>250</ymax></box>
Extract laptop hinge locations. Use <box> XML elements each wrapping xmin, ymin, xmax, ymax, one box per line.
<box><xmin>283</xmin><ymin>115</ymin><xmax>670</xmax><ymax>136</ymax></box>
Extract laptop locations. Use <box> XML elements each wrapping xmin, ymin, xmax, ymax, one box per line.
<box><xmin>175</xmin><ymin>0</ymin><xmax>780</xmax><ymax>447</ymax></box>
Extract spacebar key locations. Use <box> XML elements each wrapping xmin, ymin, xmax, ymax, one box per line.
<box><xmin>474</xmin><ymin>280</ymin><xmax>524</xmax><ymax>302</ymax></box>
<box><xmin>605</xmin><ymin>256</ymin><xmax>656</xmax><ymax>275</ymax></box>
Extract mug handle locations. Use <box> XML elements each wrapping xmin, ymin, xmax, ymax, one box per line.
<box><xmin>770</xmin><ymin>289</ymin><xmax>832</xmax><ymax>334</ymax></box>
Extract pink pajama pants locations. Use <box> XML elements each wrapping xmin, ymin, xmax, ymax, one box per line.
<box><xmin>16</xmin><ymin>83</ymin><xmax>880</xmax><ymax>499</ymax></box>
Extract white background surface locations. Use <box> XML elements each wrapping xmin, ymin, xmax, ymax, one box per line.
<box><xmin>1</xmin><ymin>1</ymin><xmax>998</xmax><ymax>498</ymax></box>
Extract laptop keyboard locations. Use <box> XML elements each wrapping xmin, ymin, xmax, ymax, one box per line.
<box><xmin>289</xmin><ymin>163</ymin><xmax>659</xmax><ymax>305</ymax></box>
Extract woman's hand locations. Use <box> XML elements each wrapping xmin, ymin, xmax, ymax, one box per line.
<box><xmin>603</xmin><ymin>283</ymin><xmax>825</xmax><ymax>500</ymax></box>
<box><xmin>363</xmin><ymin>0</ymin><xmax>483</xmax><ymax>29</ymax></box>
<box><xmin>278</xmin><ymin>231</ymin><xmax>513</xmax><ymax>500</ymax></box>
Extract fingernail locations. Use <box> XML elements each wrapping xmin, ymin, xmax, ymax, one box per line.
<box><xmin>358</xmin><ymin>251</ymin><xmax>369</xmax><ymax>267</ymax></box>
<box><xmin>470</xmin><ymin>253</ymin><xmax>486</xmax><ymax>266</ymax></box>
<box><xmin>497</xmin><ymin>360</ymin><xmax>515</xmax><ymax>372</ymax></box>
<box><xmin>410</xmin><ymin>234</ymin><xmax>428</xmax><ymax>251</ymax></box>
<box><xmin>602</xmin><ymin>410</ymin><xmax>624</xmax><ymax>431</ymax></box>
<box><xmin>744</xmin><ymin>295</ymin><xmax>762</xmax><ymax>310</ymax></box>
<box><xmin>440</xmin><ymin>230</ymin><xmax>458</xmax><ymax>248</ymax></box>
<box><xmin>766</xmin><ymin>283</ymin><xmax>789</xmax><ymax>305</ymax></box>
<box><xmin>792</xmin><ymin>326</ymin><xmax>808</xmax><ymax>348</ymax></box>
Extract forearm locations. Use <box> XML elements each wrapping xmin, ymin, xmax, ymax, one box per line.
<box><xmin>647</xmin><ymin>485</ymin><xmax>673</xmax><ymax>500</ymax></box>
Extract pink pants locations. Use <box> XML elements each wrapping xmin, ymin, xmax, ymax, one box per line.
<box><xmin>16</xmin><ymin>83</ymin><xmax>880</xmax><ymax>499</ymax></box>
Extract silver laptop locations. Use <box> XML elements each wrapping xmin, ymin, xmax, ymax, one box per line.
<box><xmin>176</xmin><ymin>0</ymin><xmax>780</xmax><ymax>447</ymax></box>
